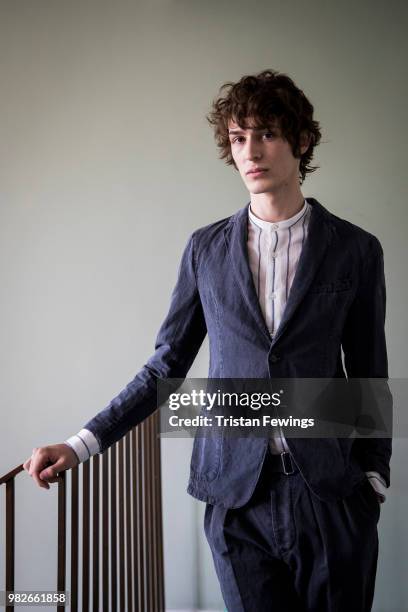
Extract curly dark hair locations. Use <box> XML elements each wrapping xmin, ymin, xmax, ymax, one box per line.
<box><xmin>206</xmin><ymin>69</ymin><xmax>322</xmax><ymax>184</ymax></box>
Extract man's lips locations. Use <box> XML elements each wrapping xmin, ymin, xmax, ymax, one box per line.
<box><xmin>246</xmin><ymin>168</ymin><xmax>268</xmax><ymax>176</ymax></box>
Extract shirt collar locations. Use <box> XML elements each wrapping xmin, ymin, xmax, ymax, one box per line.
<box><xmin>248</xmin><ymin>199</ymin><xmax>309</xmax><ymax>231</ymax></box>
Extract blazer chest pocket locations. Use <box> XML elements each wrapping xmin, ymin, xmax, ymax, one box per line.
<box><xmin>310</xmin><ymin>277</ymin><xmax>352</xmax><ymax>294</ymax></box>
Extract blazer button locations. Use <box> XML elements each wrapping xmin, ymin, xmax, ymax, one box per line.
<box><xmin>270</xmin><ymin>354</ymin><xmax>280</xmax><ymax>363</ymax></box>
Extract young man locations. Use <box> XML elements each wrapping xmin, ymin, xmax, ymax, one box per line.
<box><xmin>25</xmin><ymin>70</ymin><xmax>391</xmax><ymax>611</ymax></box>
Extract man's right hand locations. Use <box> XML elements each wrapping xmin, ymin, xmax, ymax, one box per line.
<box><xmin>23</xmin><ymin>444</ymin><xmax>79</xmax><ymax>490</ymax></box>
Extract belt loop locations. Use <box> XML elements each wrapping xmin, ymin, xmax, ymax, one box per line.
<box><xmin>281</xmin><ymin>451</ymin><xmax>295</xmax><ymax>475</ymax></box>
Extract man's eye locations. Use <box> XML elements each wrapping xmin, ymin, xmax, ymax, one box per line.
<box><xmin>232</xmin><ymin>136</ymin><xmax>245</xmax><ymax>144</ymax></box>
<box><xmin>264</xmin><ymin>132</ymin><xmax>276</xmax><ymax>139</ymax></box>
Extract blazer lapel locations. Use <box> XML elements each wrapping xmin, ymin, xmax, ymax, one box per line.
<box><xmin>271</xmin><ymin>198</ymin><xmax>333</xmax><ymax>346</ymax></box>
<box><xmin>224</xmin><ymin>204</ymin><xmax>272</xmax><ymax>343</ymax></box>
<box><xmin>224</xmin><ymin>198</ymin><xmax>333</xmax><ymax>347</ymax></box>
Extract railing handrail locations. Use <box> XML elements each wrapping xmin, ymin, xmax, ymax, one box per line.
<box><xmin>0</xmin><ymin>464</ymin><xmax>24</xmax><ymax>486</ymax></box>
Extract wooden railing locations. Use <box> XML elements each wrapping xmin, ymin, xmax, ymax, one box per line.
<box><xmin>0</xmin><ymin>412</ymin><xmax>165</xmax><ymax>611</ymax></box>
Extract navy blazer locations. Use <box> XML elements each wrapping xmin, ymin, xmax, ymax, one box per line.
<box><xmin>84</xmin><ymin>198</ymin><xmax>392</xmax><ymax>507</ymax></box>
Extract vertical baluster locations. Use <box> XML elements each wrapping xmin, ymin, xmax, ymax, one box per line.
<box><xmin>149</xmin><ymin>417</ymin><xmax>155</xmax><ymax>609</ymax></box>
<box><xmin>92</xmin><ymin>455</ymin><xmax>100</xmax><ymax>612</ymax></box>
<box><xmin>110</xmin><ymin>445</ymin><xmax>117</xmax><ymax>612</ymax></box>
<box><xmin>125</xmin><ymin>432</ymin><xmax>133</xmax><ymax>610</ymax></box>
<box><xmin>82</xmin><ymin>460</ymin><xmax>90</xmax><ymax>612</ymax></box>
<box><xmin>150</xmin><ymin>415</ymin><xmax>157</xmax><ymax>610</ymax></box>
<box><xmin>145</xmin><ymin>418</ymin><xmax>154</xmax><ymax>609</ymax></box>
<box><xmin>140</xmin><ymin>423</ymin><xmax>147</xmax><ymax>610</ymax></box>
<box><xmin>70</xmin><ymin>466</ymin><xmax>79</xmax><ymax>612</ymax></box>
<box><xmin>155</xmin><ymin>413</ymin><xmax>165</xmax><ymax>610</ymax></box>
<box><xmin>155</xmin><ymin>410</ymin><xmax>164</xmax><ymax>611</ymax></box>
<box><xmin>5</xmin><ymin>478</ymin><xmax>15</xmax><ymax>612</ymax></box>
<box><xmin>118</xmin><ymin>438</ymin><xmax>125</xmax><ymax>610</ymax></box>
<box><xmin>57</xmin><ymin>472</ymin><xmax>66</xmax><ymax>612</ymax></box>
<box><xmin>132</xmin><ymin>426</ymin><xmax>143</xmax><ymax>611</ymax></box>
<box><xmin>150</xmin><ymin>415</ymin><xmax>158</xmax><ymax>612</ymax></box>
<box><xmin>102</xmin><ymin>452</ymin><xmax>109</xmax><ymax>611</ymax></box>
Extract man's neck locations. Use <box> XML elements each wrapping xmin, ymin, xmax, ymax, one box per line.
<box><xmin>249</xmin><ymin>187</ymin><xmax>305</xmax><ymax>223</ymax></box>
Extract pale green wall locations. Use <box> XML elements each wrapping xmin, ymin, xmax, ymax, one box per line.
<box><xmin>0</xmin><ymin>1</ymin><xmax>406</xmax><ymax>610</ymax></box>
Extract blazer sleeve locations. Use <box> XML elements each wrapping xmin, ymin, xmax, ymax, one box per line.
<box><xmin>341</xmin><ymin>234</ymin><xmax>392</xmax><ymax>487</ymax></box>
<box><xmin>82</xmin><ymin>233</ymin><xmax>208</xmax><ymax>453</ymax></box>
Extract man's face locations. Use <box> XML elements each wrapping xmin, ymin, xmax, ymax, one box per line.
<box><xmin>228</xmin><ymin>117</ymin><xmax>307</xmax><ymax>195</ymax></box>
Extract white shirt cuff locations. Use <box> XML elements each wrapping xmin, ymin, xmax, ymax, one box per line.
<box><xmin>64</xmin><ymin>429</ymin><xmax>101</xmax><ymax>463</ymax></box>
<box><xmin>365</xmin><ymin>470</ymin><xmax>387</xmax><ymax>503</ymax></box>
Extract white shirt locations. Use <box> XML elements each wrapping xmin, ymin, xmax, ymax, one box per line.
<box><xmin>248</xmin><ymin>200</ymin><xmax>310</xmax><ymax>454</ymax></box>
<box><xmin>248</xmin><ymin>199</ymin><xmax>311</xmax><ymax>339</ymax></box>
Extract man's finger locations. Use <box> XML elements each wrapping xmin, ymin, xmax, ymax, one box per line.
<box><xmin>39</xmin><ymin>465</ymin><xmax>59</xmax><ymax>481</ymax></box>
<box><xmin>29</xmin><ymin>449</ymin><xmax>51</xmax><ymax>489</ymax></box>
<box><xmin>39</xmin><ymin>458</ymin><xmax>66</xmax><ymax>483</ymax></box>
<box><xmin>32</xmin><ymin>473</ymin><xmax>50</xmax><ymax>489</ymax></box>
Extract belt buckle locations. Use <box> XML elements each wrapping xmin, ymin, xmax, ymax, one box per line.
<box><xmin>280</xmin><ymin>451</ymin><xmax>295</xmax><ymax>475</ymax></box>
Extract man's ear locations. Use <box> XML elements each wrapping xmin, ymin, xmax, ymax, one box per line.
<box><xmin>299</xmin><ymin>130</ymin><xmax>312</xmax><ymax>155</ymax></box>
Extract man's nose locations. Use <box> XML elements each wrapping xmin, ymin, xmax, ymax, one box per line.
<box><xmin>245</xmin><ymin>138</ymin><xmax>262</xmax><ymax>160</ymax></box>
